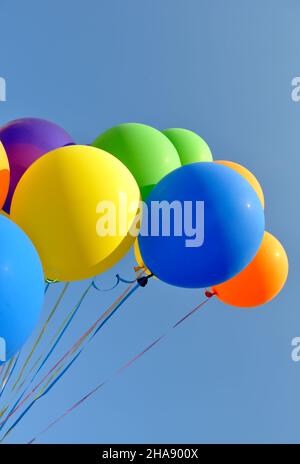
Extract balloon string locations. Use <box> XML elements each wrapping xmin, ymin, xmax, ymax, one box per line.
<box><xmin>14</xmin><ymin>283</ymin><xmax>140</xmax><ymax>431</ymax></box>
<box><xmin>0</xmin><ymin>355</ymin><xmax>20</xmax><ymax>419</ymax></box>
<box><xmin>29</xmin><ymin>284</ymin><xmax>92</xmax><ymax>380</ymax></box>
<box><xmin>0</xmin><ymin>276</ymin><xmax>142</xmax><ymax>432</ymax></box>
<box><xmin>0</xmin><ymin>273</ymin><xmax>141</xmax><ymax>431</ymax></box>
<box><xmin>0</xmin><ymin>359</ymin><xmax>14</xmax><ymax>395</ymax></box>
<box><xmin>1</xmin><ymin>285</ymin><xmax>139</xmax><ymax>441</ymax></box>
<box><xmin>2</xmin><ymin>283</ymin><xmax>140</xmax><ymax>441</ymax></box>
<box><xmin>0</xmin><ymin>365</ymin><xmax>5</xmax><ymax>384</ymax></box>
<box><xmin>27</xmin><ymin>296</ymin><xmax>211</xmax><ymax>444</ymax></box>
<box><xmin>37</xmin><ymin>283</ymin><xmax>141</xmax><ymax>396</ymax></box>
<box><xmin>0</xmin><ymin>354</ymin><xmax>20</xmax><ymax>403</ymax></box>
<box><xmin>11</xmin><ymin>283</ymin><xmax>70</xmax><ymax>392</ymax></box>
<box><xmin>24</xmin><ymin>274</ymin><xmax>137</xmax><ymax>389</ymax></box>
<box><xmin>0</xmin><ymin>359</ymin><xmax>15</xmax><ymax>420</ymax></box>
<box><xmin>29</xmin><ymin>282</ymin><xmax>93</xmax><ymax>383</ymax></box>
<box><xmin>30</xmin><ymin>273</ymin><xmax>142</xmax><ymax>385</ymax></box>
<box><xmin>0</xmin><ymin>282</ymin><xmax>94</xmax><ymax>426</ymax></box>
<box><xmin>92</xmin><ymin>273</ymin><xmax>137</xmax><ymax>292</ymax></box>
<box><xmin>11</xmin><ymin>273</ymin><xmax>135</xmax><ymax>397</ymax></box>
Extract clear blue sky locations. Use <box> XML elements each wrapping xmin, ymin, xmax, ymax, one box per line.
<box><xmin>0</xmin><ymin>0</ymin><xmax>299</xmax><ymax>444</ymax></box>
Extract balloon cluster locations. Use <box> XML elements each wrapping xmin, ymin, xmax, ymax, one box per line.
<box><xmin>0</xmin><ymin>118</ymin><xmax>288</xmax><ymax>363</ymax></box>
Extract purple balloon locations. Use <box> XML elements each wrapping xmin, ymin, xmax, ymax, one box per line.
<box><xmin>0</xmin><ymin>118</ymin><xmax>73</xmax><ymax>212</ymax></box>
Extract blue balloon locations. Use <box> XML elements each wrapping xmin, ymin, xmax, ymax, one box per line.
<box><xmin>138</xmin><ymin>163</ymin><xmax>265</xmax><ymax>288</ymax></box>
<box><xmin>0</xmin><ymin>215</ymin><xmax>44</xmax><ymax>364</ymax></box>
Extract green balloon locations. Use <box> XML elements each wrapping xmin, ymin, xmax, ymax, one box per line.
<box><xmin>92</xmin><ymin>123</ymin><xmax>181</xmax><ymax>199</ymax></box>
<box><xmin>162</xmin><ymin>128</ymin><xmax>213</xmax><ymax>165</ymax></box>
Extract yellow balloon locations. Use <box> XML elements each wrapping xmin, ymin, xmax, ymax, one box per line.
<box><xmin>0</xmin><ymin>141</ymin><xmax>10</xmax><ymax>209</ymax></box>
<box><xmin>134</xmin><ymin>239</ymin><xmax>155</xmax><ymax>277</ymax></box>
<box><xmin>0</xmin><ymin>210</ymin><xmax>9</xmax><ymax>218</ymax></box>
<box><xmin>0</xmin><ymin>141</ymin><xmax>9</xmax><ymax>171</ymax></box>
<box><xmin>10</xmin><ymin>145</ymin><xmax>140</xmax><ymax>281</ymax></box>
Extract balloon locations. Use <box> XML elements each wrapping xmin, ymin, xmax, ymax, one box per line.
<box><xmin>0</xmin><ymin>215</ymin><xmax>44</xmax><ymax>363</ymax></box>
<box><xmin>162</xmin><ymin>128</ymin><xmax>213</xmax><ymax>165</ymax></box>
<box><xmin>92</xmin><ymin>123</ymin><xmax>181</xmax><ymax>199</ymax></box>
<box><xmin>0</xmin><ymin>118</ymin><xmax>73</xmax><ymax>213</ymax></box>
<box><xmin>215</xmin><ymin>160</ymin><xmax>264</xmax><ymax>208</ymax></box>
<box><xmin>0</xmin><ymin>141</ymin><xmax>9</xmax><ymax>209</ymax></box>
<box><xmin>138</xmin><ymin>163</ymin><xmax>265</xmax><ymax>288</ymax></box>
<box><xmin>0</xmin><ymin>210</ymin><xmax>9</xmax><ymax>218</ymax></box>
<box><xmin>10</xmin><ymin>145</ymin><xmax>140</xmax><ymax>282</ymax></box>
<box><xmin>134</xmin><ymin>240</ymin><xmax>152</xmax><ymax>276</ymax></box>
<box><xmin>212</xmin><ymin>232</ymin><xmax>288</xmax><ymax>307</ymax></box>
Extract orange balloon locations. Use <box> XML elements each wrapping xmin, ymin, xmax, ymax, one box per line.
<box><xmin>212</xmin><ymin>232</ymin><xmax>288</xmax><ymax>308</ymax></box>
<box><xmin>0</xmin><ymin>142</ymin><xmax>9</xmax><ymax>209</ymax></box>
<box><xmin>215</xmin><ymin>160</ymin><xmax>264</xmax><ymax>208</ymax></box>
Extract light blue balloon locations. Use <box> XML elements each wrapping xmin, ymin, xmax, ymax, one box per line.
<box><xmin>0</xmin><ymin>215</ymin><xmax>44</xmax><ymax>363</ymax></box>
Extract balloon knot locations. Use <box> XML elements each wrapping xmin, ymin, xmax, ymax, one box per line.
<box><xmin>205</xmin><ymin>290</ymin><xmax>216</xmax><ymax>298</ymax></box>
<box><xmin>137</xmin><ymin>273</ymin><xmax>154</xmax><ymax>287</ymax></box>
<box><xmin>134</xmin><ymin>265</ymin><xmax>145</xmax><ymax>272</ymax></box>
